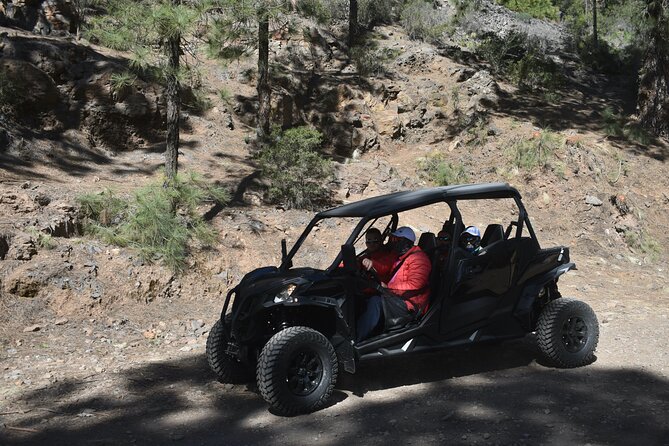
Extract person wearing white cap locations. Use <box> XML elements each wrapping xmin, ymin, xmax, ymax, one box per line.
<box><xmin>356</xmin><ymin>226</ymin><xmax>432</xmax><ymax>342</ymax></box>
<box><xmin>460</xmin><ymin>225</ymin><xmax>481</xmax><ymax>255</ymax></box>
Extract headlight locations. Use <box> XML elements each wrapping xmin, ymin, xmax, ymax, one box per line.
<box><xmin>273</xmin><ymin>284</ymin><xmax>298</xmax><ymax>303</ymax></box>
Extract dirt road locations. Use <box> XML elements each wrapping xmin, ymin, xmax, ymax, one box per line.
<box><xmin>2</xmin><ymin>256</ymin><xmax>668</xmax><ymax>446</ymax></box>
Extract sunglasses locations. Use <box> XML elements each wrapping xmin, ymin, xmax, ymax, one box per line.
<box><xmin>437</xmin><ymin>236</ymin><xmax>451</xmax><ymax>241</ymax></box>
<box><xmin>366</xmin><ymin>239</ymin><xmax>382</xmax><ymax>244</ymax></box>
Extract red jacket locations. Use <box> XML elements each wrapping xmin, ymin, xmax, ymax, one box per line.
<box><xmin>387</xmin><ymin>246</ymin><xmax>431</xmax><ymax>313</ymax></box>
<box><xmin>365</xmin><ymin>249</ymin><xmax>399</xmax><ymax>284</ymax></box>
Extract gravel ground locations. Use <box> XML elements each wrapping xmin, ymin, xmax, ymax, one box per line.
<box><xmin>1</xmin><ymin>256</ymin><xmax>668</xmax><ymax>446</ymax></box>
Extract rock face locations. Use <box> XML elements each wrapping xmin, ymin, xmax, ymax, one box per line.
<box><xmin>0</xmin><ymin>0</ymin><xmax>77</xmax><ymax>35</ymax></box>
<box><xmin>0</xmin><ymin>33</ymin><xmax>164</xmax><ymax>154</ymax></box>
<box><xmin>334</xmin><ymin>159</ymin><xmax>410</xmax><ymax>201</ymax></box>
<box><xmin>451</xmin><ymin>0</ymin><xmax>569</xmax><ymax>54</ymax></box>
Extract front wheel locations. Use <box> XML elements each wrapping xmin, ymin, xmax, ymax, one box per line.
<box><xmin>206</xmin><ymin>318</ymin><xmax>251</xmax><ymax>383</ymax></box>
<box><xmin>257</xmin><ymin>326</ymin><xmax>338</xmax><ymax>415</ymax></box>
<box><xmin>537</xmin><ymin>298</ymin><xmax>599</xmax><ymax>368</ymax></box>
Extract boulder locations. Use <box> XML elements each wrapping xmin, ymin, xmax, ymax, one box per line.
<box><xmin>335</xmin><ymin>160</ymin><xmax>408</xmax><ymax>200</ymax></box>
<box><xmin>2</xmin><ymin>0</ymin><xmax>77</xmax><ymax>35</ymax></box>
<box><xmin>328</xmin><ymin>99</ymin><xmax>380</xmax><ymax>158</ymax></box>
<box><xmin>0</xmin><ymin>58</ymin><xmax>60</xmax><ymax>113</ymax></box>
<box><xmin>7</xmin><ymin>234</ymin><xmax>37</xmax><ymax>261</ymax></box>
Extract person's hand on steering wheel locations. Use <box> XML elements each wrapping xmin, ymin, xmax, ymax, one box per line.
<box><xmin>359</xmin><ymin>258</ymin><xmax>380</xmax><ymax>283</ymax></box>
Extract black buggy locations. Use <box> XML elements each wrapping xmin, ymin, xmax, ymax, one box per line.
<box><xmin>206</xmin><ymin>183</ymin><xmax>599</xmax><ymax>415</ymax></box>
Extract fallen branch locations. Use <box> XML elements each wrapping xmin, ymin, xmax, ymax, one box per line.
<box><xmin>0</xmin><ymin>410</ymin><xmax>30</xmax><ymax>415</ymax></box>
<box><xmin>5</xmin><ymin>425</ymin><xmax>39</xmax><ymax>433</ymax></box>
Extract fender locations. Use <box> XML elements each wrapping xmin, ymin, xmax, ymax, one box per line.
<box><xmin>220</xmin><ymin>287</ymin><xmax>238</xmax><ymax>321</ymax></box>
<box><xmin>514</xmin><ymin>262</ymin><xmax>575</xmax><ymax>321</ymax></box>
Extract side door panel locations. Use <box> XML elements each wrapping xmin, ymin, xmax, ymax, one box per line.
<box><xmin>441</xmin><ymin>241</ymin><xmax>514</xmax><ymax>332</ymax></box>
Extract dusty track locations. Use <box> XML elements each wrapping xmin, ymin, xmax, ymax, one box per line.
<box><xmin>2</xmin><ymin>256</ymin><xmax>668</xmax><ymax>446</ymax></box>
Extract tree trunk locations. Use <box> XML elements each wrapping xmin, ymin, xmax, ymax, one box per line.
<box><xmin>592</xmin><ymin>0</ymin><xmax>598</xmax><ymax>49</ymax></box>
<box><xmin>637</xmin><ymin>0</ymin><xmax>669</xmax><ymax>137</ymax></box>
<box><xmin>257</xmin><ymin>6</ymin><xmax>270</xmax><ymax>141</ymax></box>
<box><xmin>164</xmin><ymin>28</ymin><xmax>181</xmax><ymax>182</ymax></box>
<box><xmin>348</xmin><ymin>0</ymin><xmax>358</xmax><ymax>47</ymax></box>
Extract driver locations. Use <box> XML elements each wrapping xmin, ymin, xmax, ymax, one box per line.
<box><xmin>356</xmin><ymin>227</ymin><xmax>431</xmax><ymax>342</ymax></box>
<box><xmin>360</xmin><ymin>228</ymin><xmax>397</xmax><ymax>283</ymax></box>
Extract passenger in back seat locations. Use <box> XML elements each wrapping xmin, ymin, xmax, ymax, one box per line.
<box><xmin>436</xmin><ymin>229</ymin><xmax>452</xmax><ymax>267</ymax></box>
<box><xmin>460</xmin><ymin>226</ymin><xmax>482</xmax><ymax>255</ymax></box>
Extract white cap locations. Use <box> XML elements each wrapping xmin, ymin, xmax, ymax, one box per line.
<box><xmin>391</xmin><ymin>226</ymin><xmax>416</xmax><ymax>243</ymax></box>
<box><xmin>463</xmin><ymin>226</ymin><xmax>481</xmax><ymax>238</ymax></box>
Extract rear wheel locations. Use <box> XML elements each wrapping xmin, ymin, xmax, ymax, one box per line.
<box><xmin>257</xmin><ymin>326</ymin><xmax>338</xmax><ymax>415</ymax></box>
<box><xmin>537</xmin><ymin>298</ymin><xmax>599</xmax><ymax>368</ymax></box>
<box><xmin>206</xmin><ymin>317</ymin><xmax>251</xmax><ymax>383</ymax></box>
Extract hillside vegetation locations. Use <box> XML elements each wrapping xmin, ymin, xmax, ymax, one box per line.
<box><xmin>1</xmin><ymin>0</ymin><xmax>668</xmax><ymax>325</ymax></box>
<box><xmin>0</xmin><ymin>1</ymin><xmax>668</xmax><ymax>442</ymax></box>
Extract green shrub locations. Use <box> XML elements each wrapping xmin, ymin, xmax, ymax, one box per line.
<box><xmin>400</xmin><ymin>0</ymin><xmax>450</xmax><ymax>42</ymax></box>
<box><xmin>496</xmin><ymin>0</ymin><xmax>559</xmax><ymax>20</ymax></box>
<box><xmin>218</xmin><ymin>87</ymin><xmax>232</xmax><ymax>103</ymax></box>
<box><xmin>296</xmin><ymin>0</ymin><xmax>333</xmax><ymax>23</ymax></box>
<box><xmin>624</xmin><ymin>229</ymin><xmax>662</xmax><ymax>261</ymax></box>
<box><xmin>476</xmin><ymin>32</ymin><xmax>527</xmax><ymax>74</ymax></box>
<box><xmin>509</xmin><ymin>49</ymin><xmax>563</xmax><ymax>92</ymax></box>
<box><xmin>417</xmin><ymin>153</ymin><xmax>469</xmax><ymax>186</ymax></box>
<box><xmin>258</xmin><ymin>127</ymin><xmax>333</xmax><ymax>210</ymax></box>
<box><xmin>601</xmin><ymin>106</ymin><xmax>653</xmax><ymax>145</ymax></box>
<box><xmin>78</xmin><ymin>174</ymin><xmax>229</xmax><ymax>271</ymax></box>
<box><xmin>78</xmin><ymin>189</ymin><xmax>129</xmax><ymax>227</ymax></box>
<box><xmin>183</xmin><ymin>88</ymin><xmax>212</xmax><ymax>113</ymax></box>
<box><xmin>350</xmin><ymin>42</ymin><xmax>399</xmax><ymax>76</ymax></box>
<box><xmin>476</xmin><ymin>32</ymin><xmax>564</xmax><ymax>94</ymax></box>
<box><xmin>602</xmin><ymin>106</ymin><xmax>625</xmax><ymax>138</ymax></box>
<box><xmin>26</xmin><ymin>227</ymin><xmax>56</xmax><ymax>250</ymax></box>
<box><xmin>509</xmin><ymin>130</ymin><xmax>565</xmax><ymax>171</ymax></box>
<box><xmin>109</xmin><ymin>71</ymin><xmax>137</xmax><ymax>97</ymax></box>
<box><xmin>359</xmin><ymin>0</ymin><xmax>399</xmax><ymax>28</ymax></box>
<box><xmin>464</xmin><ymin>118</ymin><xmax>490</xmax><ymax>148</ymax></box>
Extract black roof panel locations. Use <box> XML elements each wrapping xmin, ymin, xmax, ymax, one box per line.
<box><xmin>318</xmin><ymin>183</ymin><xmax>520</xmax><ymax>218</ymax></box>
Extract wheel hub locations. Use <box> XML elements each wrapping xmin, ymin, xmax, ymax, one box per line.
<box><xmin>287</xmin><ymin>349</ymin><xmax>323</xmax><ymax>396</ymax></box>
<box><xmin>561</xmin><ymin>316</ymin><xmax>588</xmax><ymax>353</ymax></box>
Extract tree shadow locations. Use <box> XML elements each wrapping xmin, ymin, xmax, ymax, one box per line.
<box><xmin>492</xmin><ymin>69</ymin><xmax>669</xmax><ymax>161</ymax></box>
<box><xmin>3</xmin><ymin>339</ymin><xmax>668</xmax><ymax>445</ymax></box>
<box><xmin>0</xmin><ymin>33</ymin><xmax>171</xmax><ymax>178</ymax></box>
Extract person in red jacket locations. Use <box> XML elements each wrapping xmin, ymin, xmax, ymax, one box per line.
<box><xmin>360</xmin><ymin>228</ymin><xmax>398</xmax><ymax>283</ymax></box>
<box><xmin>356</xmin><ymin>226</ymin><xmax>431</xmax><ymax>342</ymax></box>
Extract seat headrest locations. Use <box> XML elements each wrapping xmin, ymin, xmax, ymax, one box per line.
<box><xmin>481</xmin><ymin>224</ymin><xmax>504</xmax><ymax>247</ymax></box>
<box><xmin>418</xmin><ymin>232</ymin><xmax>437</xmax><ymax>252</ymax></box>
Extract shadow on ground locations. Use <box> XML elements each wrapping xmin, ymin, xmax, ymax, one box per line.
<box><xmin>2</xmin><ymin>339</ymin><xmax>668</xmax><ymax>445</ymax></box>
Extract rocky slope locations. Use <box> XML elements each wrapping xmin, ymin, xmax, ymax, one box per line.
<box><xmin>1</xmin><ymin>5</ymin><xmax>669</xmax><ymax>444</ymax></box>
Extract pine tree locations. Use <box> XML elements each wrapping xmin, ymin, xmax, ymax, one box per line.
<box><xmin>349</xmin><ymin>0</ymin><xmax>358</xmax><ymax>47</ymax></box>
<box><xmin>87</xmin><ymin>0</ymin><xmax>204</xmax><ymax>181</ymax></box>
<box><xmin>637</xmin><ymin>0</ymin><xmax>669</xmax><ymax>137</ymax></box>
<box><xmin>206</xmin><ymin>0</ymin><xmax>287</xmax><ymax>143</ymax></box>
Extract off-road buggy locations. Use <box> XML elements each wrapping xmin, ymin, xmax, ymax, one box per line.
<box><xmin>206</xmin><ymin>183</ymin><xmax>599</xmax><ymax>415</ymax></box>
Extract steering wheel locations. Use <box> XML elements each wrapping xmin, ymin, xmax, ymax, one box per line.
<box><xmin>360</xmin><ymin>266</ymin><xmax>380</xmax><ymax>283</ymax></box>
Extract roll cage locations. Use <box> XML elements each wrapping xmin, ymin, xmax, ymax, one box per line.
<box><xmin>279</xmin><ymin>183</ymin><xmax>540</xmax><ymax>273</ymax></box>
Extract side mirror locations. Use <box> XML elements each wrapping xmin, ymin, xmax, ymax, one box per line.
<box><xmin>340</xmin><ymin>244</ymin><xmax>357</xmax><ymax>273</ymax></box>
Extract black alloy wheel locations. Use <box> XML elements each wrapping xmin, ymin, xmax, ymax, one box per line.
<box><xmin>537</xmin><ymin>298</ymin><xmax>599</xmax><ymax>368</ymax></box>
<box><xmin>257</xmin><ymin>326</ymin><xmax>338</xmax><ymax>415</ymax></box>
<box><xmin>287</xmin><ymin>348</ymin><xmax>324</xmax><ymax>396</ymax></box>
<box><xmin>561</xmin><ymin>316</ymin><xmax>588</xmax><ymax>353</ymax></box>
